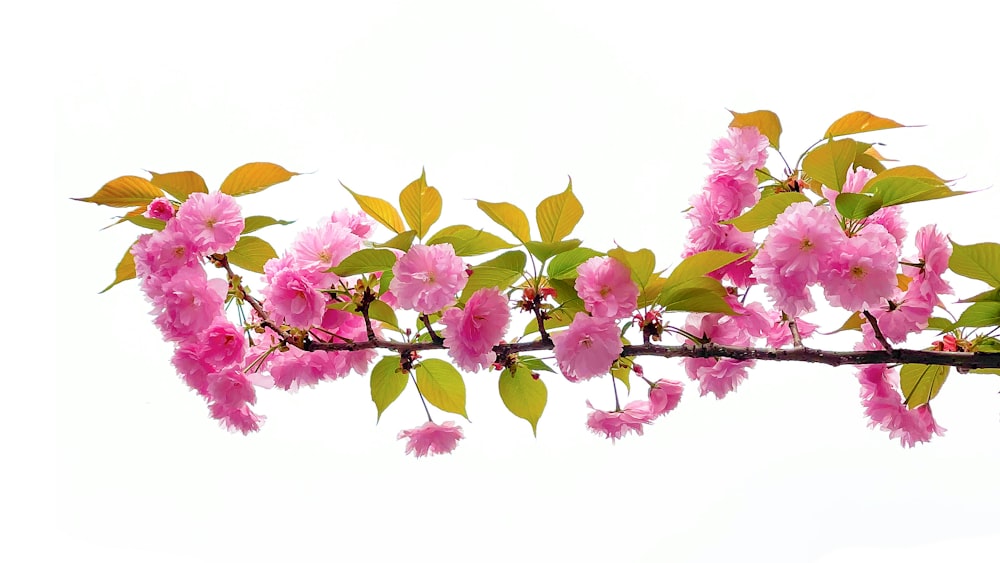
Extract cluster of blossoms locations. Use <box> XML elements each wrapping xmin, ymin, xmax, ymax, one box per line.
<box><xmin>132</xmin><ymin>193</ymin><xmax>263</xmax><ymax>433</ymax></box>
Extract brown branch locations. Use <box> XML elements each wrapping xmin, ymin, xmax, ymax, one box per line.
<box><xmin>863</xmin><ymin>309</ymin><xmax>893</xmax><ymax>351</ymax></box>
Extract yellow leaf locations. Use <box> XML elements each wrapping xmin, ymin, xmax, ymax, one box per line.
<box><xmin>536</xmin><ymin>178</ymin><xmax>583</xmax><ymax>243</ymax></box>
<box><xmin>148</xmin><ymin>170</ymin><xmax>209</xmax><ymax>201</ymax></box>
<box><xmin>825</xmin><ymin>111</ymin><xmax>908</xmax><ymax>138</ymax></box>
<box><xmin>101</xmin><ymin>243</ymin><xmax>137</xmax><ymax>293</ymax></box>
<box><xmin>477</xmin><ymin>200</ymin><xmax>531</xmax><ymax>243</ymax></box>
<box><xmin>74</xmin><ymin>175</ymin><xmax>164</xmax><ymax>208</ymax></box>
<box><xmin>728</xmin><ymin>109</ymin><xmax>782</xmax><ymax>149</ymax></box>
<box><xmin>398</xmin><ymin>169</ymin><xmax>443</xmax><ymax>239</ymax></box>
<box><xmin>219</xmin><ymin>162</ymin><xmax>299</xmax><ymax>197</ymax></box>
<box><xmin>341</xmin><ymin>181</ymin><xmax>405</xmax><ymax>234</ymax></box>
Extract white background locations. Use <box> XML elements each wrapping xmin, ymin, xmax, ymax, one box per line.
<box><xmin>10</xmin><ymin>1</ymin><xmax>1000</xmax><ymax>561</ymax></box>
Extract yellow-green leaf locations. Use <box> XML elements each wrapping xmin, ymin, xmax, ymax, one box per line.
<box><xmin>835</xmin><ymin>192</ymin><xmax>883</xmax><ymax>220</ymax></box>
<box><xmin>399</xmin><ymin>169</ymin><xmax>443</xmax><ymax>239</ymax></box>
<box><xmin>242</xmin><ymin>215</ymin><xmax>295</xmax><ymax>234</ymax></box>
<box><xmin>74</xmin><ymin>175</ymin><xmax>164</xmax><ymax>208</ymax></box>
<box><xmin>546</xmin><ymin>247</ymin><xmax>604</xmax><ymax>279</ymax></box>
<box><xmin>498</xmin><ymin>367</ymin><xmax>547</xmax><ymax>436</ymax></box>
<box><xmin>461</xmin><ymin>250</ymin><xmax>527</xmax><ymax>301</ymax></box>
<box><xmin>725</xmin><ymin>192</ymin><xmax>809</xmax><ymax>232</ymax></box>
<box><xmin>524</xmin><ymin>239</ymin><xmax>582</xmax><ymax>263</ymax></box>
<box><xmin>415</xmin><ymin>359</ymin><xmax>468</xmax><ymax>419</ymax></box>
<box><xmin>341</xmin><ymin>182</ymin><xmax>406</xmax><ymax>234</ymax></box>
<box><xmin>370</xmin><ymin>356</ymin><xmax>408</xmax><ymax>422</ymax></box>
<box><xmin>949</xmin><ymin>240</ymin><xmax>1000</xmax><ymax>288</ymax></box>
<box><xmin>949</xmin><ymin>302</ymin><xmax>1000</xmax><ymax>329</ymax></box>
<box><xmin>376</xmin><ymin>230</ymin><xmax>417</xmax><ymax>252</ymax></box>
<box><xmin>477</xmin><ymin>200</ymin><xmax>531</xmax><ymax>243</ymax></box>
<box><xmin>728</xmin><ymin>108</ymin><xmax>782</xmax><ymax>149</ymax></box>
<box><xmin>825</xmin><ymin>111</ymin><xmax>907</xmax><ymax>138</ymax></box>
<box><xmin>663</xmin><ymin>250</ymin><xmax>744</xmax><ymax>287</ymax></box>
<box><xmin>862</xmin><ymin>165</ymin><xmax>965</xmax><ymax>207</ymax></box>
<box><xmin>227</xmin><ymin>236</ymin><xmax>278</xmax><ymax>273</ymax></box>
<box><xmin>607</xmin><ymin>246</ymin><xmax>656</xmax><ymax>287</ymax></box>
<box><xmin>657</xmin><ymin>277</ymin><xmax>734</xmax><ymax>314</ymax></box>
<box><xmin>427</xmin><ymin>227</ymin><xmax>516</xmax><ymax>257</ymax></box>
<box><xmin>220</xmin><ymin>162</ymin><xmax>299</xmax><ymax>197</ymax></box>
<box><xmin>368</xmin><ymin>299</ymin><xmax>401</xmax><ymax>332</ymax></box>
<box><xmin>802</xmin><ymin>138</ymin><xmax>858</xmax><ymax>191</ymax></box>
<box><xmin>821</xmin><ymin>311</ymin><xmax>865</xmax><ymax>335</ymax></box>
<box><xmin>101</xmin><ymin>243</ymin><xmax>137</xmax><ymax>293</ymax></box>
<box><xmin>637</xmin><ymin>275</ymin><xmax>667</xmax><ymax>309</ymax></box>
<box><xmin>148</xmin><ymin>170</ymin><xmax>209</xmax><ymax>201</ymax></box>
<box><xmin>611</xmin><ymin>358</ymin><xmax>632</xmax><ymax>393</ymax></box>
<box><xmin>536</xmin><ymin>178</ymin><xmax>583</xmax><ymax>243</ymax></box>
<box><xmin>330</xmin><ymin>248</ymin><xmax>398</xmax><ymax>277</ymax></box>
<box><xmin>900</xmin><ymin>364</ymin><xmax>949</xmax><ymax>409</ymax></box>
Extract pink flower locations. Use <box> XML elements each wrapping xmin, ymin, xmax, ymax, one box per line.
<box><xmin>552</xmin><ymin>313</ymin><xmax>623</xmax><ymax>382</ymax></box>
<box><xmin>290</xmin><ymin>221</ymin><xmax>363</xmax><ymax>283</ymax></box>
<box><xmin>441</xmin><ymin>287</ymin><xmax>511</xmax><ymax>372</ymax></box>
<box><xmin>260</xmin><ymin>260</ymin><xmax>327</xmax><ymax>329</ymax></box>
<box><xmin>867</xmin><ymin>206</ymin><xmax>907</xmax><ymax>247</ymax></box>
<box><xmin>210</xmin><ymin>402</ymin><xmax>265</xmax><ymax>435</ymax></box>
<box><xmin>207</xmin><ymin>366</ymin><xmax>257</xmax><ymax>410</ymax></box>
<box><xmin>585</xmin><ymin>400</ymin><xmax>650</xmax><ymax>442</ymax></box>
<box><xmin>397</xmin><ymin>421</ymin><xmax>465</xmax><ymax>457</ymax></box>
<box><xmin>171</xmin><ymin>343</ymin><xmax>214</xmax><ymax>397</ymax></box>
<box><xmin>708</xmin><ymin>126</ymin><xmax>770</xmax><ymax>184</ymax></box>
<box><xmin>153</xmin><ymin>267</ymin><xmax>228</xmax><ymax>341</ymax></box>
<box><xmin>821</xmin><ymin>224</ymin><xmax>899</xmax><ymax>312</ymax></box>
<box><xmin>131</xmin><ymin>225</ymin><xmax>200</xmax><ymax>281</ymax></box>
<box><xmin>144</xmin><ymin>197</ymin><xmax>175</xmax><ymax>221</ymax></box>
<box><xmin>857</xmin><ymin>364</ymin><xmax>945</xmax><ymax>447</ymax></box>
<box><xmin>903</xmin><ymin>225</ymin><xmax>953</xmax><ymax>299</ymax></box>
<box><xmin>390</xmin><ymin>244</ymin><xmax>468</xmax><ymax>314</ymax></box>
<box><xmin>174</xmin><ymin>192</ymin><xmax>244</xmax><ymax>255</ymax></box>
<box><xmin>331</xmin><ymin>209</ymin><xmax>376</xmax><ymax>239</ymax></box>
<box><xmin>753</xmin><ymin>202</ymin><xmax>846</xmax><ymax>316</ymax></box>
<box><xmin>867</xmin><ymin>292</ymin><xmax>934</xmax><ymax>344</ymax></box>
<box><xmin>683</xmin><ymin>357</ymin><xmax>751</xmax><ymax>399</ymax></box>
<box><xmin>202</xmin><ymin>319</ymin><xmax>248</xmax><ymax>369</ymax></box>
<box><xmin>646</xmin><ymin>379</ymin><xmax>684</xmax><ymax>419</ymax></box>
<box><xmin>575</xmin><ymin>257</ymin><xmax>639</xmax><ymax>319</ymax></box>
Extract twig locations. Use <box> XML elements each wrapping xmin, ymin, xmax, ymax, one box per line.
<box><xmin>863</xmin><ymin>310</ymin><xmax>894</xmax><ymax>352</ymax></box>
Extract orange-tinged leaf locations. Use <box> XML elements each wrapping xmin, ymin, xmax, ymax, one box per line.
<box><xmin>864</xmin><ymin>146</ymin><xmax>895</xmax><ymax>162</ymax></box>
<box><xmin>398</xmin><ymin>169</ymin><xmax>443</xmax><ymax>239</ymax></box>
<box><xmin>536</xmin><ymin>178</ymin><xmax>583</xmax><ymax>243</ymax></box>
<box><xmin>148</xmin><ymin>170</ymin><xmax>209</xmax><ymax>201</ymax></box>
<box><xmin>802</xmin><ymin>138</ymin><xmax>858</xmax><ymax>191</ymax></box>
<box><xmin>341</xmin><ymin>181</ymin><xmax>405</xmax><ymax>234</ymax></box>
<box><xmin>101</xmin><ymin>243</ymin><xmax>137</xmax><ymax>293</ymax></box>
<box><xmin>74</xmin><ymin>175</ymin><xmax>164</xmax><ymax>208</ymax></box>
<box><xmin>825</xmin><ymin>111</ymin><xmax>907</xmax><ymax>138</ymax></box>
<box><xmin>728</xmin><ymin>109</ymin><xmax>782</xmax><ymax>149</ymax></box>
<box><xmin>219</xmin><ymin>162</ymin><xmax>299</xmax><ymax>197</ymax></box>
<box><xmin>477</xmin><ymin>200</ymin><xmax>531</xmax><ymax>243</ymax></box>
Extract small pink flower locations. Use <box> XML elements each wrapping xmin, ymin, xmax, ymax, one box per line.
<box><xmin>821</xmin><ymin>224</ymin><xmax>899</xmax><ymax>312</ymax></box>
<box><xmin>210</xmin><ymin>402</ymin><xmax>265</xmax><ymax>435</ymax></box>
<box><xmin>260</xmin><ymin>262</ymin><xmax>327</xmax><ymax>329</ymax></box>
<box><xmin>903</xmin><ymin>225</ymin><xmax>952</xmax><ymax>299</ymax></box>
<box><xmin>202</xmin><ymin>318</ymin><xmax>248</xmax><ymax>369</ymax></box>
<box><xmin>131</xmin><ymin>225</ymin><xmax>200</xmax><ymax>281</ymax></box>
<box><xmin>683</xmin><ymin>357</ymin><xmax>751</xmax><ymax>399</ymax></box>
<box><xmin>153</xmin><ymin>267</ymin><xmax>228</xmax><ymax>341</ymax></box>
<box><xmin>397</xmin><ymin>421</ymin><xmax>465</xmax><ymax>457</ymax></box>
<box><xmin>441</xmin><ymin>287</ymin><xmax>511</xmax><ymax>372</ymax></box>
<box><xmin>207</xmin><ymin>366</ymin><xmax>257</xmax><ymax>410</ymax></box>
<box><xmin>144</xmin><ymin>197</ymin><xmax>175</xmax><ymax>221</ymax></box>
<box><xmin>857</xmin><ymin>364</ymin><xmax>945</xmax><ymax>447</ymax></box>
<box><xmin>552</xmin><ymin>313</ymin><xmax>623</xmax><ymax>382</ymax></box>
<box><xmin>708</xmin><ymin>126</ymin><xmax>770</xmax><ymax>184</ymax></box>
<box><xmin>585</xmin><ymin>400</ymin><xmax>650</xmax><ymax>442</ymax></box>
<box><xmin>291</xmin><ymin>221</ymin><xmax>363</xmax><ymax>282</ymax></box>
<box><xmin>391</xmin><ymin>244</ymin><xmax>468</xmax><ymax>314</ymax></box>
<box><xmin>647</xmin><ymin>379</ymin><xmax>684</xmax><ymax>419</ymax></box>
<box><xmin>575</xmin><ymin>256</ymin><xmax>639</xmax><ymax>319</ymax></box>
<box><xmin>171</xmin><ymin>343</ymin><xmax>214</xmax><ymax>397</ymax></box>
<box><xmin>174</xmin><ymin>192</ymin><xmax>245</xmax><ymax>255</ymax></box>
<box><xmin>331</xmin><ymin>209</ymin><xmax>376</xmax><ymax>239</ymax></box>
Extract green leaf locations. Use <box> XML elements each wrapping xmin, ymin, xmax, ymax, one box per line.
<box><xmin>426</xmin><ymin>224</ymin><xmax>473</xmax><ymax>243</ymax></box>
<box><xmin>825</xmin><ymin>111</ymin><xmax>907</xmax><ymax>138</ymax></box>
<box><xmin>227</xmin><ymin>236</ymin><xmax>278</xmax><ymax>273</ymax></box>
<box><xmin>477</xmin><ymin>200</ymin><xmax>531</xmax><ymax>243</ymax></box>
<box><xmin>378</xmin><ymin>271</ymin><xmax>394</xmax><ymax>296</ymax></box>
<box><xmin>971</xmin><ymin>368</ymin><xmax>1000</xmax><ymax>376</ymax></box>
<box><xmin>637</xmin><ymin>275</ymin><xmax>667</xmax><ymax>309</ymax></box>
<box><xmin>518</xmin><ymin>355</ymin><xmax>555</xmax><ymax>373</ymax></box>
<box><xmin>657</xmin><ymin>277</ymin><xmax>734</xmax><ymax>314</ymax></box>
<box><xmin>330</xmin><ymin>248</ymin><xmax>398</xmax><ymax>277</ymax></box>
<box><xmin>949</xmin><ymin>240</ymin><xmax>1000</xmax><ymax>288</ymax></box>
<box><xmin>525</xmin><ymin>239</ymin><xmax>582</xmax><ymax>263</ymax></box>
<box><xmin>728</xmin><ymin>108</ymin><xmax>782</xmax><ymax>149</ymax></box>
<box><xmin>862</xmin><ymin>165</ymin><xmax>965</xmax><ymax>207</ymax></box>
<box><xmin>611</xmin><ymin>358</ymin><xmax>632</xmax><ymax>393</ymax></box>
<box><xmin>341</xmin><ymin>181</ymin><xmax>406</xmax><ymax>233</ymax></box>
<box><xmin>242</xmin><ymin>215</ymin><xmax>295</xmax><ymax>234</ymax></box>
<box><xmin>536</xmin><ymin>178</ymin><xmax>583</xmax><ymax>243</ymax></box>
<box><xmin>368</xmin><ymin>300</ymin><xmax>401</xmax><ymax>332</ymax></box>
<box><xmin>431</xmin><ymin>227</ymin><xmax>517</xmax><ymax>256</ymax></box>
<box><xmin>607</xmin><ymin>246</ymin><xmax>656</xmax><ymax>287</ymax></box>
<box><xmin>376</xmin><ymin>230</ymin><xmax>417</xmax><ymax>252</ymax></box>
<box><xmin>958</xmin><ymin>288</ymin><xmax>1000</xmax><ymax>303</ymax></box>
<box><xmin>118</xmin><ymin>210</ymin><xmax>166</xmax><ymax>231</ymax></box>
<box><xmin>546</xmin><ymin>247</ymin><xmax>604</xmax><ymax>279</ymax></box>
<box><xmin>415</xmin><ymin>359</ymin><xmax>468</xmax><ymax>419</ymax></box>
<box><xmin>547</xmin><ymin>278</ymin><xmax>586</xmax><ymax>313</ymax></box>
<box><xmin>399</xmin><ymin>169</ymin><xmax>443</xmax><ymax>239</ymax></box>
<box><xmin>821</xmin><ymin>311</ymin><xmax>866</xmax><ymax>335</ymax></box>
<box><xmin>220</xmin><ymin>162</ymin><xmax>299</xmax><ymax>196</ymax></box>
<box><xmin>834</xmin><ymin>192</ymin><xmax>883</xmax><ymax>220</ymax></box>
<box><xmin>900</xmin><ymin>364</ymin><xmax>949</xmax><ymax>409</ymax></box>
<box><xmin>499</xmin><ymin>367</ymin><xmax>547</xmax><ymax>436</ymax></box>
<box><xmin>101</xmin><ymin>243</ymin><xmax>137</xmax><ymax>293</ymax></box>
<box><xmin>148</xmin><ymin>170</ymin><xmax>209</xmax><ymax>201</ymax></box>
<box><xmin>370</xmin><ymin>356</ymin><xmax>408</xmax><ymax>422</ymax></box>
<box><xmin>523</xmin><ymin>308</ymin><xmax>575</xmax><ymax>336</ymax></box>
<box><xmin>462</xmin><ymin>250</ymin><xmax>527</xmax><ymax>300</ymax></box>
<box><xmin>926</xmin><ymin>317</ymin><xmax>953</xmax><ymax>333</ymax></box>
<box><xmin>725</xmin><ymin>192</ymin><xmax>809</xmax><ymax>232</ymax></box>
<box><xmin>949</xmin><ymin>302</ymin><xmax>1000</xmax><ymax>329</ymax></box>
<box><xmin>802</xmin><ymin>138</ymin><xmax>858</xmax><ymax>191</ymax></box>
<box><xmin>74</xmin><ymin>175</ymin><xmax>165</xmax><ymax>208</ymax></box>
<box><xmin>663</xmin><ymin>250</ymin><xmax>744</xmax><ymax>287</ymax></box>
